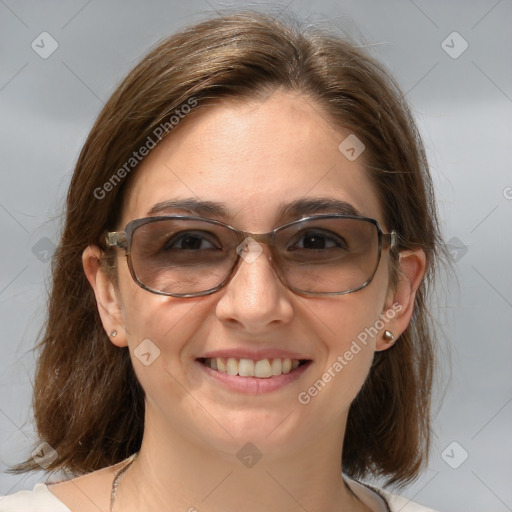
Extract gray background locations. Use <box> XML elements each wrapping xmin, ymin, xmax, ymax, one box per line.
<box><xmin>1</xmin><ymin>1</ymin><xmax>511</xmax><ymax>510</ymax></box>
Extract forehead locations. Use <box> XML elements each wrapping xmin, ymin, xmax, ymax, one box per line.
<box><xmin>120</xmin><ymin>90</ymin><xmax>384</xmax><ymax>230</ymax></box>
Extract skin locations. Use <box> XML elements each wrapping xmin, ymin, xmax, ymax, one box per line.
<box><xmin>49</xmin><ymin>89</ymin><xmax>425</xmax><ymax>512</ymax></box>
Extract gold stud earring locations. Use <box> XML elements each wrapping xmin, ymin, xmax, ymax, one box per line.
<box><xmin>110</xmin><ymin>330</ymin><xmax>118</xmax><ymax>337</ymax></box>
<box><xmin>383</xmin><ymin>330</ymin><xmax>394</xmax><ymax>342</ymax></box>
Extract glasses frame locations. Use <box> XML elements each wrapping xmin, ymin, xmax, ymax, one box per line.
<box><xmin>106</xmin><ymin>214</ymin><xmax>398</xmax><ymax>298</ymax></box>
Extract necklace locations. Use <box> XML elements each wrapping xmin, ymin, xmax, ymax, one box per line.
<box><xmin>110</xmin><ymin>452</ymin><xmax>138</xmax><ymax>512</ymax></box>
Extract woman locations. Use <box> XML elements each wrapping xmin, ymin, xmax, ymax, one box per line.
<box><xmin>1</xmin><ymin>11</ymin><xmax>444</xmax><ymax>512</ymax></box>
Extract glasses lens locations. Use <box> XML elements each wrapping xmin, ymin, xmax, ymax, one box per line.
<box><xmin>127</xmin><ymin>216</ymin><xmax>382</xmax><ymax>296</ymax></box>
<box><xmin>130</xmin><ymin>218</ymin><xmax>237</xmax><ymax>295</ymax></box>
<box><xmin>275</xmin><ymin>217</ymin><xmax>380</xmax><ymax>294</ymax></box>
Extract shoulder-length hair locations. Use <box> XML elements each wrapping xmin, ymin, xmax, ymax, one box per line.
<box><xmin>12</xmin><ymin>11</ymin><xmax>443</xmax><ymax>487</ymax></box>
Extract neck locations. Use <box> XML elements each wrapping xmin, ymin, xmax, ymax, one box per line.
<box><xmin>113</xmin><ymin>403</ymin><xmax>368</xmax><ymax>512</ymax></box>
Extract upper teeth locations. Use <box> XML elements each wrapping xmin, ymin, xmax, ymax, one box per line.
<box><xmin>205</xmin><ymin>358</ymin><xmax>301</xmax><ymax>378</ymax></box>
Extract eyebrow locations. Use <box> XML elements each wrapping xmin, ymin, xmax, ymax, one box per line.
<box><xmin>146</xmin><ymin>197</ymin><xmax>361</xmax><ymax>221</ymax></box>
<box><xmin>147</xmin><ymin>198</ymin><xmax>229</xmax><ymax>218</ymax></box>
<box><xmin>278</xmin><ymin>197</ymin><xmax>360</xmax><ymax>218</ymax></box>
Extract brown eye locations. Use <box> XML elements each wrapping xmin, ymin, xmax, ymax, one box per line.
<box><xmin>287</xmin><ymin>230</ymin><xmax>347</xmax><ymax>251</ymax></box>
<box><xmin>163</xmin><ymin>231</ymin><xmax>220</xmax><ymax>251</ymax></box>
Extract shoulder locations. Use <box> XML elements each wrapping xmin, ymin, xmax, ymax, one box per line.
<box><xmin>0</xmin><ymin>483</ymin><xmax>70</xmax><ymax>512</ymax></box>
<box><xmin>345</xmin><ymin>477</ymin><xmax>439</xmax><ymax>512</ymax></box>
<box><xmin>0</xmin><ymin>463</ymin><xmax>119</xmax><ymax>512</ymax></box>
<box><xmin>380</xmin><ymin>488</ymin><xmax>439</xmax><ymax>512</ymax></box>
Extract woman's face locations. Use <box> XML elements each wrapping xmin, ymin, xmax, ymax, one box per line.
<box><xmin>106</xmin><ymin>90</ymin><xmax>398</xmax><ymax>460</ymax></box>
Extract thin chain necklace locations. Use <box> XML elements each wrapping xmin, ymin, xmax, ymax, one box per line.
<box><xmin>110</xmin><ymin>452</ymin><xmax>138</xmax><ymax>512</ymax></box>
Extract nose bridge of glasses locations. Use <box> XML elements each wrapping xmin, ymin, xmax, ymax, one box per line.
<box><xmin>233</xmin><ymin>230</ymin><xmax>277</xmax><ymax>266</ymax></box>
<box><xmin>229</xmin><ymin>231</ymin><xmax>283</xmax><ymax>292</ymax></box>
<box><xmin>241</xmin><ymin>230</ymin><xmax>275</xmax><ymax>246</ymax></box>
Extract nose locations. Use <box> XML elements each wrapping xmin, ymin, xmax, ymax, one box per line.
<box><xmin>215</xmin><ymin>243</ymin><xmax>294</xmax><ymax>333</ymax></box>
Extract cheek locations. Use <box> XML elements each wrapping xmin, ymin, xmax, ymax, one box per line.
<box><xmin>301</xmin><ymin>286</ymin><xmax>388</xmax><ymax>410</ymax></box>
<box><xmin>310</xmin><ymin>276</ymin><xmax>388</xmax><ymax>354</ymax></box>
<box><xmin>326</xmin><ymin>298</ymin><xmax>381</xmax><ymax>358</ymax></box>
<box><xmin>122</xmin><ymin>292</ymin><xmax>200</xmax><ymax>352</ymax></box>
<box><xmin>117</xmin><ymin>285</ymin><xmax>219</xmax><ymax>433</ymax></box>
<box><xmin>114</xmin><ymin>261</ymin><xmax>200</xmax><ymax>354</ymax></box>
<box><xmin>119</xmin><ymin>289</ymin><xmax>205</xmax><ymax>407</ymax></box>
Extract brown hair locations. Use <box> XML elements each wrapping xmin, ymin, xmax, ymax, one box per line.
<box><xmin>11</xmin><ymin>11</ymin><xmax>444</xmax><ymax>487</ymax></box>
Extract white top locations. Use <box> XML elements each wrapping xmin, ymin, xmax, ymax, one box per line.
<box><xmin>0</xmin><ymin>478</ymin><xmax>438</xmax><ymax>511</ymax></box>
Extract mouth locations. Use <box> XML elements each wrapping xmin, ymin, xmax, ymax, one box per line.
<box><xmin>197</xmin><ymin>357</ymin><xmax>310</xmax><ymax>378</ymax></box>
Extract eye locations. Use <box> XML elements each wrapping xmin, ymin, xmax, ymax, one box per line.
<box><xmin>163</xmin><ymin>231</ymin><xmax>221</xmax><ymax>251</ymax></box>
<box><xmin>288</xmin><ymin>229</ymin><xmax>348</xmax><ymax>251</ymax></box>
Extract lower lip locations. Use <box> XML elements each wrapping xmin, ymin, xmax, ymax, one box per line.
<box><xmin>196</xmin><ymin>360</ymin><xmax>312</xmax><ymax>393</ymax></box>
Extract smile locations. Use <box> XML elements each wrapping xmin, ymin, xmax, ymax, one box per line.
<box><xmin>198</xmin><ymin>357</ymin><xmax>308</xmax><ymax>378</ymax></box>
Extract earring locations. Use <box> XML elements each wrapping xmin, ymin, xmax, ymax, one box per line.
<box><xmin>383</xmin><ymin>330</ymin><xmax>394</xmax><ymax>342</ymax></box>
<box><xmin>110</xmin><ymin>330</ymin><xmax>118</xmax><ymax>337</ymax></box>
<box><xmin>383</xmin><ymin>330</ymin><xmax>395</xmax><ymax>343</ymax></box>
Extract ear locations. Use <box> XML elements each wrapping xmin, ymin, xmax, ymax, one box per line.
<box><xmin>82</xmin><ymin>245</ymin><xmax>128</xmax><ymax>347</ymax></box>
<box><xmin>376</xmin><ymin>249</ymin><xmax>427</xmax><ymax>352</ymax></box>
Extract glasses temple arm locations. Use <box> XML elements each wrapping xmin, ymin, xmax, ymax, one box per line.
<box><xmin>105</xmin><ymin>231</ymin><xmax>128</xmax><ymax>250</ymax></box>
<box><xmin>383</xmin><ymin>230</ymin><xmax>399</xmax><ymax>250</ymax></box>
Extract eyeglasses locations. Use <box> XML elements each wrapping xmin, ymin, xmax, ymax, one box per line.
<box><xmin>106</xmin><ymin>214</ymin><xmax>398</xmax><ymax>298</ymax></box>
